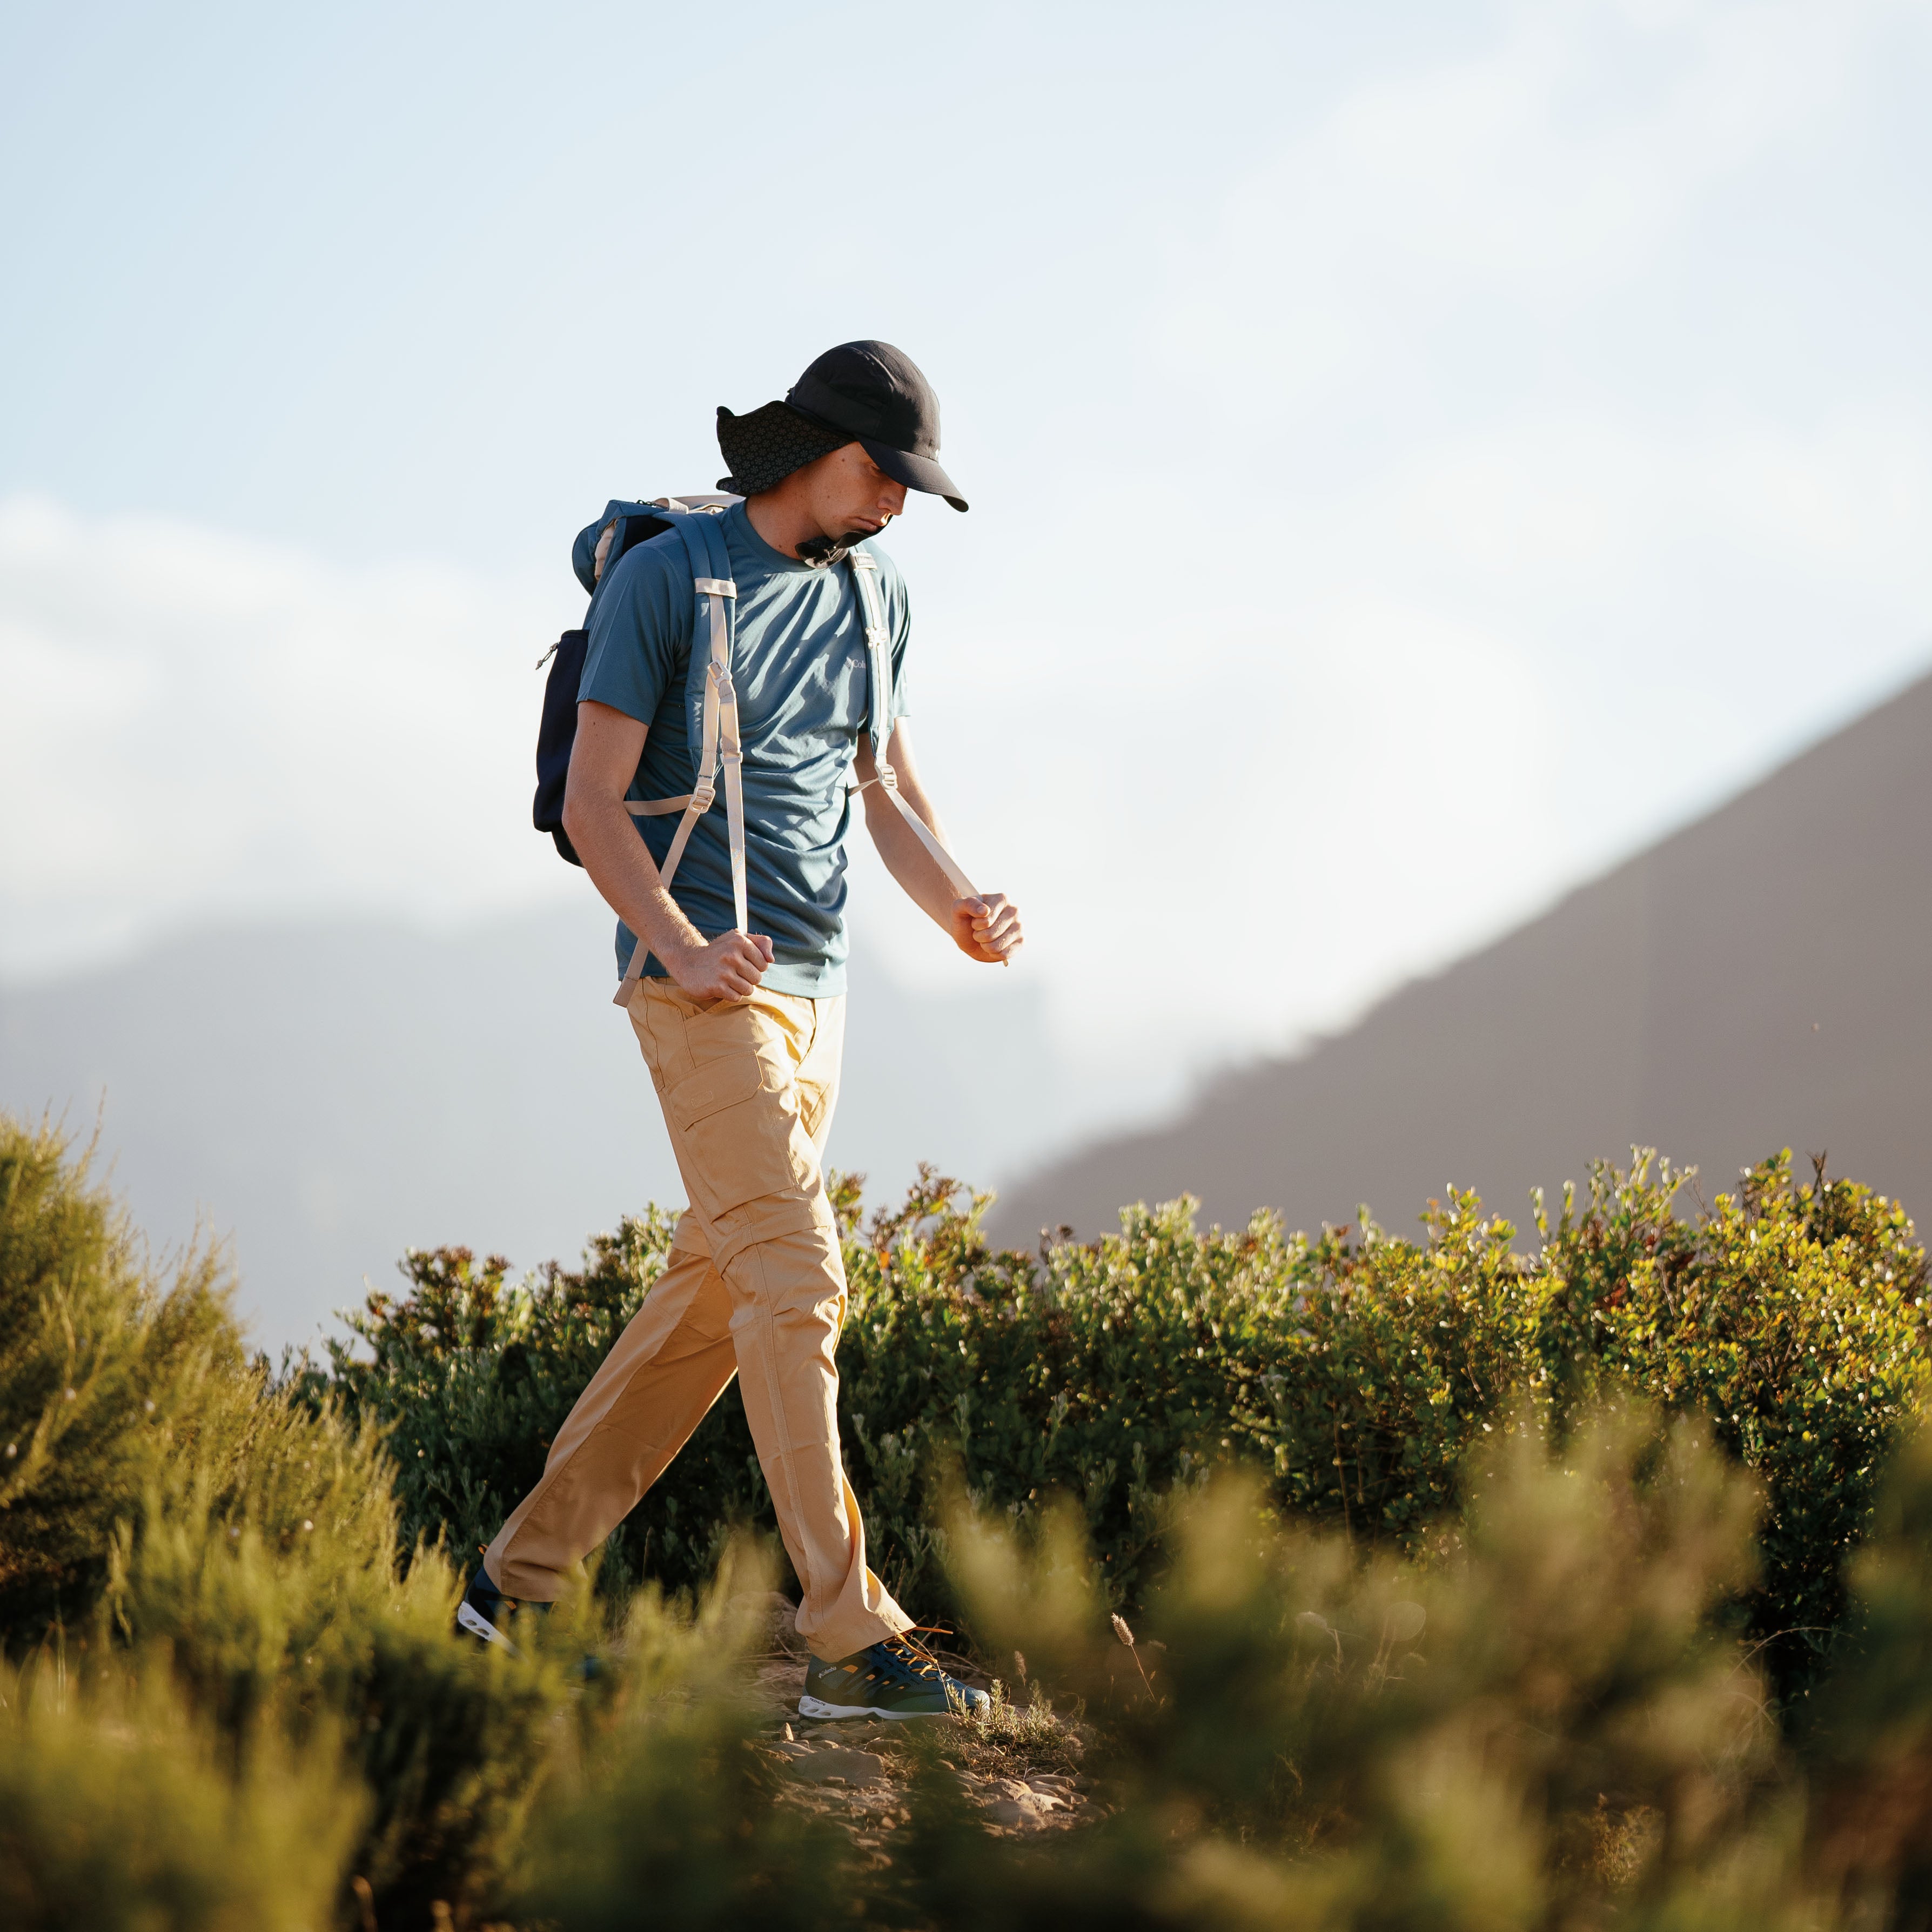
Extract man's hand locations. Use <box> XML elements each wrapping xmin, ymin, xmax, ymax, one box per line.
<box><xmin>951</xmin><ymin>893</ymin><xmax>1023</xmax><ymax>964</ymax></box>
<box><xmin>665</xmin><ymin>930</ymin><xmax>775</xmax><ymax>1001</ymax></box>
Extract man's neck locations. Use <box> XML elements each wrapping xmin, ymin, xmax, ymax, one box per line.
<box><xmin>744</xmin><ymin>489</ymin><xmax>815</xmax><ymax>561</ymax></box>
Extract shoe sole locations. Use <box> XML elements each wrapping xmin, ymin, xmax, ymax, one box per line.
<box><xmin>457</xmin><ymin>1600</ymin><xmax>520</xmax><ymax>1655</ymax></box>
<box><xmin>797</xmin><ymin>1693</ymin><xmax>981</xmax><ymax>1722</ymax></box>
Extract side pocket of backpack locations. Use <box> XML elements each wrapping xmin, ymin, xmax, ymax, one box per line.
<box><xmin>533</xmin><ymin>628</ymin><xmax>589</xmax><ymax>863</ymax></box>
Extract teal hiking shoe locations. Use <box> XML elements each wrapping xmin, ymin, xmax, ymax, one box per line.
<box><xmin>457</xmin><ymin>1566</ymin><xmax>608</xmax><ymax>1679</ymax></box>
<box><xmin>456</xmin><ymin>1564</ymin><xmax>541</xmax><ymax>1654</ymax></box>
<box><xmin>800</xmin><ymin>1634</ymin><xmax>991</xmax><ymax>1721</ymax></box>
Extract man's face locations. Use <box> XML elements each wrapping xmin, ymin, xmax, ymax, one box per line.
<box><xmin>800</xmin><ymin>443</ymin><xmax>909</xmax><ymax>542</ymax></box>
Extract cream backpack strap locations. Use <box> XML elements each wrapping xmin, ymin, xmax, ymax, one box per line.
<box><xmin>701</xmin><ymin>575</ymin><xmax>750</xmax><ymax>937</ymax></box>
<box><xmin>611</xmin><ymin>562</ymin><xmax>741</xmax><ymax>1008</ymax></box>
<box><xmin>845</xmin><ymin>551</ymin><xmax>979</xmax><ymax>901</ymax></box>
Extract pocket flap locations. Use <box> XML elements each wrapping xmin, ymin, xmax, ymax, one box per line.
<box><xmin>665</xmin><ymin>1055</ymin><xmax>765</xmax><ymax>1129</ymax></box>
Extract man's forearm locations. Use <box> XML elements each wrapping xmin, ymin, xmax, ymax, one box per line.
<box><xmin>861</xmin><ymin>777</ymin><xmax>959</xmax><ymax>931</ymax></box>
<box><xmin>565</xmin><ymin>797</ymin><xmax>709</xmax><ymax>965</ymax></box>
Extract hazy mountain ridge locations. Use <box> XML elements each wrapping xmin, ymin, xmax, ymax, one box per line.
<box><xmin>0</xmin><ymin>902</ymin><xmax>1076</xmax><ymax>1347</ymax></box>
<box><xmin>16</xmin><ymin>665</ymin><xmax>1932</xmax><ymax>1349</ymax></box>
<box><xmin>990</xmin><ymin>667</ymin><xmax>1932</xmax><ymax>1249</ymax></box>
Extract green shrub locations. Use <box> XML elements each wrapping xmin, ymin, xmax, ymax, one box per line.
<box><xmin>900</xmin><ymin>1406</ymin><xmax>1798</xmax><ymax>1931</ymax></box>
<box><xmin>323</xmin><ymin>1154</ymin><xmax>1930</xmax><ymax>1695</ymax></box>
<box><xmin>526</xmin><ymin>1400</ymin><xmax>1926</xmax><ymax>1932</ymax></box>
<box><xmin>1540</xmin><ymin>1151</ymin><xmax>1931</xmax><ymax>1691</ymax></box>
<box><xmin>16</xmin><ymin>1102</ymin><xmax>1932</xmax><ymax>1928</ymax></box>
<box><xmin>0</xmin><ymin>1655</ymin><xmax>363</xmax><ymax>1932</ymax></box>
<box><xmin>0</xmin><ymin>1117</ymin><xmax>245</xmax><ymax>1642</ymax></box>
<box><xmin>0</xmin><ymin>1114</ymin><xmax>587</xmax><ymax>1928</ymax></box>
<box><xmin>106</xmin><ymin>1444</ymin><xmax>584</xmax><ymax>1927</ymax></box>
<box><xmin>300</xmin><ymin>1209</ymin><xmax>769</xmax><ymax>1605</ymax></box>
<box><xmin>1794</xmin><ymin>1390</ymin><xmax>1932</xmax><ymax>1920</ymax></box>
<box><xmin>511</xmin><ymin>1546</ymin><xmax>856</xmax><ymax>1932</ymax></box>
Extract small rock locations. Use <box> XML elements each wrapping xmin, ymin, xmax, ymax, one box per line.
<box><xmin>788</xmin><ymin>1746</ymin><xmax>885</xmax><ymax>1787</ymax></box>
<box><xmin>983</xmin><ymin>1780</ymin><xmax>1059</xmax><ymax>1817</ymax></box>
<box><xmin>985</xmin><ymin>1797</ymin><xmax>1047</xmax><ymax>1830</ymax></box>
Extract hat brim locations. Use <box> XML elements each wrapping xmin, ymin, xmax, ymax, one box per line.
<box><xmin>858</xmin><ymin>439</ymin><xmax>968</xmax><ymax>512</ymax></box>
<box><xmin>717</xmin><ymin>401</ymin><xmax>851</xmax><ymax>499</ymax></box>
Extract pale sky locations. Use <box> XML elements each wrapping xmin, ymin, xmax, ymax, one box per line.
<box><xmin>5</xmin><ymin>0</ymin><xmax>1931</xmax><ymax>1121</ymax></box>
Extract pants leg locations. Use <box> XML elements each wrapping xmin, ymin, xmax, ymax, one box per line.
<box><xmin>629</xmin><ymin>978</ymin><xmax>908</xmax><ymax>1662</ymax></box>
<box><xmin>486</xmin><ymin>978</ymin><xmax>908</xmax><ymax>1663</ymax></box>
<box><xmin>484</xmin><ymin>1234</ymin><xmax>735</xmax><ymax>1598</ymax></box>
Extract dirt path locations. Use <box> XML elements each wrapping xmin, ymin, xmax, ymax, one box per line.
<box><xmin>738</xmin><ymin>1596</ymin><xmax>1094</xmax><ymax>1845</ymax></box>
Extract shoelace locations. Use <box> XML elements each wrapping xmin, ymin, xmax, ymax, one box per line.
<box><xmin>854</xmin><ymin>1641</ymin><xmax>933</xmax><ymax>1687</ymax></box>
<box><xmin>870</xmin><ymin>1632</ymin><xmax>959</xmax><ymax>1685</ymax></box>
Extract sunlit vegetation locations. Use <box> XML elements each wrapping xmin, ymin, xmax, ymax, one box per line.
<box><xmin>6</xmin><ymin>1110</ymin><xmax>1932</xmax><ymax>1928</ymax></box>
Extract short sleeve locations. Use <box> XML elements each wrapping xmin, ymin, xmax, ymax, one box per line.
<box><xmin>577</xmin><ymin>537</ymin><xmax>689</xmax><ymax>723</ymax></box>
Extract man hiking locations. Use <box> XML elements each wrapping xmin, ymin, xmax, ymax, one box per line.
<box><xmin>461</xmin><ymin>341</ymin><xmax>1023</xmax><ymax>1721</ymax></box>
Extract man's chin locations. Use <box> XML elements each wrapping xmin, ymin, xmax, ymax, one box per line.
<box><xmin>794</xmin><ymin>526</ymin><xmax>883</xmax><ymax>567</ymax></box>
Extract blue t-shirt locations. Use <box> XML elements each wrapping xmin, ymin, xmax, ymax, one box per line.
<box><xmin>576</xmin><ymin>501</ymin><xmax>911</xmax><ymax>997</ymax></box>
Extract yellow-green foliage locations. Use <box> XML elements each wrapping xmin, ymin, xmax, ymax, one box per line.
<box><xmin>1794</xmin><ymin>1392</ymin><xmax>1932</xmax><ymax>1916</ymax></box>
<box><xmin>105</xmin><ymin>1444</ymin><xmax>581</xmax><ymax>1926</ymax></box>
<box><xmin>323</xmin><ymin>1153</ymin><xmax>1929</xmax><ymax>1695</ymax></box>
<box><xmin>0</xmin><ymin>1657</ymin><xmax>363</xmax><ymax>1932</ymax></box>
<box><xmin>13</xmin><ymin>1108</ymin><xmax>1932</xmax><ymax>1928</ymax></box>
<box><xmin>0</xmin><ymin>1116</ymin><xmax>246</xmax><ymax>1638</ymax></box>
<box><xmin>918</xmin><ymin>1408</ymin><xmax>1795</xmax><ymax>1930</ymax></box>
<box><xmin>0</xmin><ymin>1117</ymin><xmax>588</xmax><ymax>1927</ymax></box>
<box><xmin>1541</xmin><ymin>1153</ymin><xmax>1931</xmax><ymax>1689</ymax></box>
<box><xmin>512</xmin><ymin>1550</ymin><xmax>855</xmax><ymax>1932</ymax></box>
<box><xmin>507</xmin><ymin>1403</ymin><xmax>1932</xmax><ymax>1930</ymax></box>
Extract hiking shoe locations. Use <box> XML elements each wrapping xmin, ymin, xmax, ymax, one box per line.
<box><xmin>457</xmin><ymin>1564</ymin><xmax>534</xmax><ymax>1653</ymax></box>
<box><xmin>800</xmin><ymin>1635</ymin><xmax>991</xmax><ymax>1720</ymax></box>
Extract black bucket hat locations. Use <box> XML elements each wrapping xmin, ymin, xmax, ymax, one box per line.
<box><xmin>716</xmin><ymin>340</ymin><xmax>968</xmax><ymax>511</ymax></box>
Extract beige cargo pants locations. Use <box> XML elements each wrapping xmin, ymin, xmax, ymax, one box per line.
<box><xmin>484</xmin><ymin>977</ymin><xmax>911</xmax><ymax>1664</ymax></box>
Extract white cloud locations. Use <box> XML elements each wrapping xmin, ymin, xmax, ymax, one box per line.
<box><xmin>0</xmin><ymin>494</ymin><xmax>569</xmax><ymax>976</ymax></box>
<box><xmin>1149</xmin><ymin>0</ymin><xmax>1903</xmax><ymax>419</ymax></box>
<box><xmin>1104</xmin><ymin>0</ymin><xmax>1932</xmax><ymax>870</ymax></box>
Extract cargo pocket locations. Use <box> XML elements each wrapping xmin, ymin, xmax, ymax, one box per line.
<box><xmin>662</xmin><ymin>1054</ymin><xmax>801</xmax><ymax>1220</ymax></box>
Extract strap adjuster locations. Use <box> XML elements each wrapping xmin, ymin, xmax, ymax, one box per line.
<box><xmin>693</xmin><ymin>577</ymin><xmax>737</xmax><ymax>598</ymax></box>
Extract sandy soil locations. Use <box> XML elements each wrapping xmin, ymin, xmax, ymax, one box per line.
<box><xmin>735</xmin><ymin>1596</ymin><xmax>1095</xmax><ymax>1846</ymax></box>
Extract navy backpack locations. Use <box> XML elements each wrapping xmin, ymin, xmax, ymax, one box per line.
<box><xmin>532</xmin><ymin>494</ymin><xmax>738</xmax><ymax>867</ymax></box>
